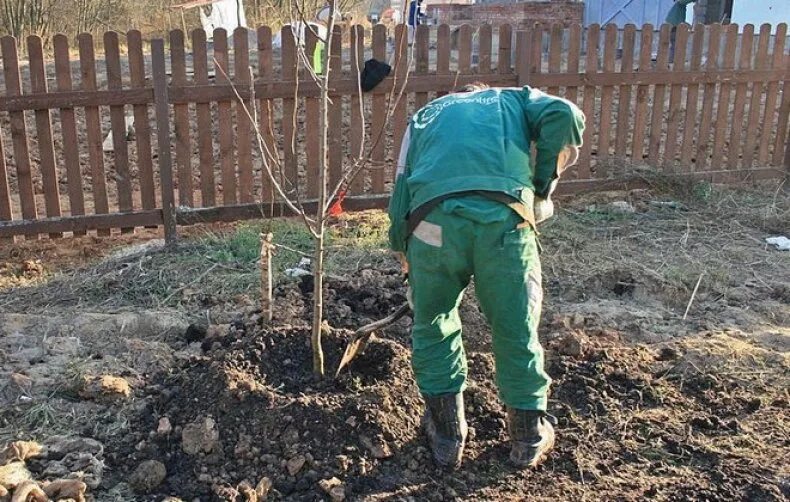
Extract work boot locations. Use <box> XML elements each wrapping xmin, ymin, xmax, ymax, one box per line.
<box><xmin>507</xmin><ymin>408</ymin><xmax>557</xmax><ymax>468</ymax></box>
<box><xmin>421</xmin><ymin>393</ymin><xmax>468</xmax><ymax>469</ymax></box>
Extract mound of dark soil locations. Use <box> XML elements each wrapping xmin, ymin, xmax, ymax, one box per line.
<box><xmin>93</xmin><ymin>269</ymin><xmax>786</xmax><ymax>501</ymax></box>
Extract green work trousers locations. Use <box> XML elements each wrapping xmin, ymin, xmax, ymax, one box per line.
<box><xmin>406</xmin><ymin>195</ymin><xmax>550</xmax><ymax>410</ymax></box>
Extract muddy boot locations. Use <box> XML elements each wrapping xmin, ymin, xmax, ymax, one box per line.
<box><xmin>421</xmin><ymin>393</ymin><xmax>468</xmax><ymax>469</ymax></box>
<box><xmin>507</xmin><ymin>409</ymin><xmax>557</xmax><ymax>468</ymax></box>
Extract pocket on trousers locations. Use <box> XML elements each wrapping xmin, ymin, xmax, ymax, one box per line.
<box><xmin>413</xmin><ymin>220</ymin><xmax>443</xmax><ymax>247</ymax></box>
<box><xmin>501</xmin><ymin>226</ymin><xmax>538</xmax><ymax>260</ymax></box>
<box><xmin>408</xmin><ymin>221</ymin><xmax>444</xmax><ymax>271</ymax></box>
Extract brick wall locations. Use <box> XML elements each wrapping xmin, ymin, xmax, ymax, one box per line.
<box><xmin>426</xmin><ymin>1</ymin><xmax>584</xmax><ymax>28</ymax></box>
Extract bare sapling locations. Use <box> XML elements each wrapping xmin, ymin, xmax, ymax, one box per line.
<box><xmin>217</xmin><ymin>7</ymin><xmax>414</xmax><ymax>378</ymax></box>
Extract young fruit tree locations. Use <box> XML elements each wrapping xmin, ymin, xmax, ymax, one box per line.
<box><xmin>219</xmin><ymin>4</ymin><xmax>413</xmax><ymax>377</ymax></box>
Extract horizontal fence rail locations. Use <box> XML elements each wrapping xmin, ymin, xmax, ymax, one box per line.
<box><xmin>0</xmin><ymin>22</ymin><xmax>788</xmax><ymax>241</ymax></box>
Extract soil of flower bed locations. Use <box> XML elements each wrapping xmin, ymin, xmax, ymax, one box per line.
<box><xmin>87</xmin><ymin>268</ymin><xmax>788</xmax><ymax>501</ymax></box>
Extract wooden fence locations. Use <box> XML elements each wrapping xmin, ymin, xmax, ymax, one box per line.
<box><xmin>0</xmin><ymin>22</ymin><xmax>788</xmax><ymax>241</ymax></box>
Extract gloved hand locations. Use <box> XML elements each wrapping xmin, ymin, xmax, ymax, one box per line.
<box><xmin>394</xmin><ymin>252</ymin><xmax>409</xmax><ymax>275</ymax></box>
<box><xmin>395</xmin><ymin>251</ymin><xmax>413</xmax><ymax>309</ymax></box>
<box><xmin>534</xmin><ymin>177</ymin><xmax>558</xmax><ymax>224</ymax></box>
<box><xmin>534</xmin><ymin>197</ymin><xmax>555</xmax><ymax>224</ymax></box>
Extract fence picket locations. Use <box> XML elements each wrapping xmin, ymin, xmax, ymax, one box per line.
<box><xmin>680</xmin><ymin>25</ymin><xmax>705</xmax><ymax>167</ymax></box>
<box><xmin>152</xmin><ymin>38</ymin><xmax>176</xmax><ymax>244</ymax></box>
<box><xmin>696</xmin><ymin>23</ymin><xmax>722</xmax><ymax>170</ymax></box>
<box><xmin>215</xmin><ymin>29</ymin><xmax>236</xmax><ymax>204</ymax></box>
<box><xmin>479</xmin><ymin>24</ymin><xmax>492</xmax><ymax>74</ymax></box>
<box><xmin>257</xmin><ymin>26</ymin><xmax>275</xmax><ymax>202</ymax></box>
<box><xmin>329</xmin><ymin>26</ymin><xmax>343</xmax><ymax>189</ymax></box>
<box><xmin>105</xmin><ymin>31</ymin><xmax>134</xmax><ymax>232</ymax></box>
<box><xmin>566</xmin><ymin>24</ymin><xmax>581</xmax><ymax>104</ymax></box>
<box><xmin>193</xmin><ymin>29</ymin><xmax>216</xmax><ymax>206</ymax></box>
<box><xmin>458</xmin><ymin>24</ymin><xmax>472</xmax><ymax>77</ymax></box>
<box><xmin>127</xmin><ymin>30</ymin><xmax>156</xmax><ymax>214</ymax></box>
<box><xmin>349</xmin><ymin>25</ymin><xmax>366</xmax><ymax>194</ymax></box>
<box><xmin>392</xmin><ymin>23</ymin><xmax>409</xmax><ymax>181</ymax></box>
<box><xmin>415</xmin><ymin>25</ymin><xmax>429</xmax><ymax>110</ymax></box>
<box><xmin>727</xmin><ymin>24</ymin><xmax>754</xmax><ymax>170</ymax></box>
<box><xmin>280</xmin><ymin>26</ymin><xmax>297</xmax><ymax>195</ymax></box>
<box><xmin>548</xmin><ymin>23</ymin><xmax>563</xmax><ymax>96</ymax></box>
<box><xmin>711</xmin><ymin>24</ymin><xmax>738</xmax><ymax>169</ymax></box>
<box><xmin>305</xmin><ymin>29</ymin><xmax>320</xmax><ymax>198</ymax></box>
<box><xmin>171</xmin><ymin>30</ymin><xmax>194</xmax><ymax>207</ymax></box>
<box><xmin>498</xmin><ymin>24</ymin><xmax>512</xmax><ymax>75</ymax></box>
<box><xmin>516</xmin><ymin>30</ymin><xmax>529</xmax><ymax>86</ymax></box>
<box><xmin>28</xmin><ymin>35</ymin><xmax>62</xmax><ymax>238</ymax></box>
<box><xmin>579</xmin><ymin>24</ymin><xmax>599</xmax><ymax>178</ymax></box>
<box><xmin>614</xmin><ymin>24</ymin><xmax>636</xmax><ymax>160</ymax></box>
<box><xmin>77</xmin><ymin>33</ymin><xmax>110</xmax><ymax>236</ymax></box>
<box><xmin>648</xmin><ymin>24</ymin><xmax>671</xmax><ymax>165</ymax></box>
<box><xmin>598</xmin><ymin>24</ymin><xmax>617</xmax><ymax>171</ymax></box>
<box><xmin>631</xmin><ymin>25</ymin><xmax>653</xmax><ymax>164</ymax></box>
<box><xmin>758</xmin><ymin>22</ymin><xmax>787</xmax><ymax>165</ymax></box>
<box><xmin>234</xmin><ymin>27</ymin><xmax>254</xmax><ymax>203</ymax></box>
<box><xmin>0</xmin><ymin>125</ymin><xmax>12</xmax><ymax>234</ymax></box>
<box><xmin>529</xmin><ymin>23</ymin><xmax>543</xmax><ymax>81</ymax></box>
<box><xmin>370</xmin><ymin>24</ymin><xmax>387</xmax><ymax>193</ymax></box>
<box><xmin>742</xmin><ymin>24</ymin><xmax>771</xmax><ymax>169</ymax></box>
<box><xmin>773</xmin><ymin>67</ymin><xmax>790</xmax><ymax>167</ymax></box>
<box><xmin>664</xmin><ymin>24</ymin><xmax>690</xmax><ymax>168</ymax></box>
<box><xmin>1</xmin><ymin>36</ymin><xmax>37</xmax><ymax>233</ymax></box>
<box><xmin>53</xmin><ymin>34</ymin><xmax>85</xmax><ymax>233</ymax></box>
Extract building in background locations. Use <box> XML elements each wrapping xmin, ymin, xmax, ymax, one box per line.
<box><xmin>426</xmin><ymin>0</ymin><xmax>584</xmax><ymax>29</ymax></box>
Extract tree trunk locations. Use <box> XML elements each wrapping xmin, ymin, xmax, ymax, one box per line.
<box><xmin>311</xmin><ymin>0</ymin><xmax>336</xmax><ymax>378</ymax></box>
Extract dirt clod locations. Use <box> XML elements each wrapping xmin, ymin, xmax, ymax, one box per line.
<box><xmin>286</xmin><ymin>455</ymin><xmax>306</xmax><ymax>476</ymax></box>
<box><xmin>0</xmin><ymin>462</ymin><xmax>31</xmax><ymax>490</ymax></box>
<box><xmin>255</xmin><ymin>477</ymin><xmax>272</xmax><ymax>499</ymax></box>
<box><xmin>129</xmin><ymin>460</ymin><xmax>167</xmax><ymax>494</ymax></box>
<box><xmin>79</xmin><ymin>375</ymin><xmax>131</xmax><ymax>402</ymax></box>
<box><xmin>181</xmin><ymin>417</ymin><xmax>219</xmax><ymax>455</ymax></box>
<box><xmin>359</xmin><ymin>435</ymin><xmax>392</xmax><ymax>459</ymax></box>
<box><xmin>319</xmin><ymin>477</ymin><xmax>345</xmax><ymax>501</ymax></box>
<box><xmin>42</xmin><ymin>479</ymin><xmax>87</xmax><ymax>502</ymax></box>
<box><xmin>8</xmin><ymin>480</ymin><xmax>46</xmax><ymax>502</ymax></box>
<box><xmin>0</xmin><ymin>442</ymin><xmax>42</xmax><ymax>465</ymax></box>
<box><xmin>157</xmin><ymin>417</ymin><xmax>173</xmax><ymax>435</ymax></box>
<box><xmin>556</xmin><ymin>331</ymin><xmax>588</xmax><ymax>358</ymax></box>
<box><xmin>39</xmin><ymin>437</ymin><xmax>104</xmax><ymax>489</ymax></box>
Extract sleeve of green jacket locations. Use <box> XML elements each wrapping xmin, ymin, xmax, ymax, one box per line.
<box><xmin>525</xmin><ymin>90</ymin><xmax>586</xmax><ymax>198</ymax></box>
<box><xmin>388</xmin><ymin>126</ymin><xmax>412</xmax><ymax>253</ymax></box>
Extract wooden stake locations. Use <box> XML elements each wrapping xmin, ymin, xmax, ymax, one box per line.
<box><xmin>261</xmin><ymin>232</ymin><xmax>274</xmax><ymax>322</ymax></box>
<box><xmin>683</xmin><ymin>273</ymin><xmax>704</xmax><ymax>321</ymax></box>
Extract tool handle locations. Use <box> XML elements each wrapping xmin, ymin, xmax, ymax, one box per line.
<box><xmin>353</xmin><ymin>303</ymin><xmax>410</xmax><ymax>336</ymax></box>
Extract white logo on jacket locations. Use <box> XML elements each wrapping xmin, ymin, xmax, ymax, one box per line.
<box><xmin>412</xmin><ymin>93</ymin><xmax>499</xmax><ymax>130</ymax></box>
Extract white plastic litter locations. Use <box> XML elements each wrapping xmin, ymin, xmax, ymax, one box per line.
<box><xmin>284</xmin><ymin>257</ymin><xmax>312</xmax><ymax>278</ymax></box>
<box><xmin>102</xmin><ymin>114</ymin><xmax>135</xmax><ymax>152</ymax></box>
<box><xmin>766</xmin><ymin>236</ymin><xmax>790</xmax><ymax>251</ymax></box>
<box><xmin>199</xmin><ymin>0</ymin><xmax>246</xmax><ymax>35</ymax></box>
<box><xmin>284</xmin><ymin>268</ymin><xmax>311</xmax><ymax>278</ymax></box>
<box><xmin>272</xmin><ymin>22</ymin><xmax>327</xmax><ymax>48</ymax></box>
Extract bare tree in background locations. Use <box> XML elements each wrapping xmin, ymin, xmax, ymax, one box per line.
<box><xmin>0</xmin><ymin>0</ymin><xmax>52</xmax><ymax>42</ymax></box>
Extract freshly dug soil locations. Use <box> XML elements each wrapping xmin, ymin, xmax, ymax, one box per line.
<box><xmin>90</xmin><ymin>269</ymin><xmax>788</xmax><ymax>501</ymax></box>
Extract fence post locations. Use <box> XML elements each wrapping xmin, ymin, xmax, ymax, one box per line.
<box><xmin>516</xmin><ymin>30</ymin><xmax>530</xmax><ymax>86</ymax></box>
<box><xmin>151</xmin><ymin>38</ymin><xmax>177</xmax><ymax>245</ymax></box>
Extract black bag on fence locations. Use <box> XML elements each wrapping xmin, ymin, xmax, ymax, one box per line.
<box><xmin>360</xmin><ymin>58</ymin><xmax>391</xmax><ymax>92</ymax></box>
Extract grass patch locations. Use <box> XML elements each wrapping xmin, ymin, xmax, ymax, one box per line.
<box><xmin>0</xmin><ymin>212</ymin><xmax>395</xmax><ymax>313</ymax></box>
